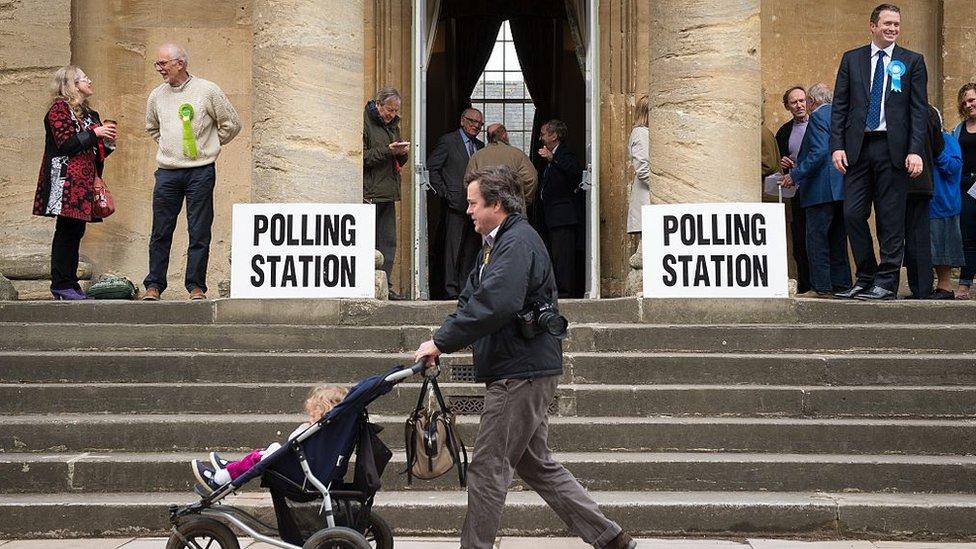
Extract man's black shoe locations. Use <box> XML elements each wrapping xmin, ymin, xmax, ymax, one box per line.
<box><xmin>388</xmin><ymin>290</ymin><xmax>407</xmax><ymax>301</ymax></box>
<box><xmin>854</xmin><ymin>286</ymin><xmax>896</xmax><ymax>300</ymax></box>
<box><xmin>834</xmin><ymin>285</ymin><xmax>867</xmax><ymax>299</ymax></box>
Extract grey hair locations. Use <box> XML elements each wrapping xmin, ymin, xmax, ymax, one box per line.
<box><xmin>375</xmin><ymin>86</ymin><xmax>401</xmax><ymax>105</ymax></box>
<box><xmin>160</xmin><ymin>43</ymin><xmax>189</xmax><ymax>66</ymax></box>
<box><xmin>806</xmin><ymin>82</ymin><xmax>833</xmax><ymax>106</ymax></box>
<box><xmin>464</xmin><ymin>165</ymin><xmax>525</xmax><ymax>215</ymax></box>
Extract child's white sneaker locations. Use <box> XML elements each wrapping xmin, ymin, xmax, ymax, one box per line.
<box><xmin>209</xmin><ymin>451</ymin><xmax>230</xmax><ymax>469</ymax></box>
<box><xmin>191</xmin><ymin>459</ymin><xmax>221</xmax><ymax>493</ymax></box>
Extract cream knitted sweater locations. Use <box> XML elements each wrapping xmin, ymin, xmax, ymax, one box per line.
<box><xmin>145</xmin><ymin>75</ymin><xmax>241</xmax><ymax>169</ymax></box>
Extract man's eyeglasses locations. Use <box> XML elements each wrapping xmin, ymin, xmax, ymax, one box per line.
<box><xmin>153</xmin><ymin>59</ymin><xmax>177</xmax><ymax>68</ymax></box>
<box><xmin>463</xmin><ymin>116</ymin><xmax>484</xmax><ymax>128</ymax></box>
<box><xmin>75</xmin><ymin>76</ymin><xmax>92</xmax><ymax>84</ymax></box>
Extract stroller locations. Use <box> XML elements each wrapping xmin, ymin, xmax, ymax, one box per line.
<box><xmin>167</xmin><ymin>361</ymin><xmax>429</xmax><ymax>549</ymax></box>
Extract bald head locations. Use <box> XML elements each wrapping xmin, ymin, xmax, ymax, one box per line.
<box><xmin>487</xmin><ymin>123</ymin><xmax>508</xmax><ymax>144</ymax></box>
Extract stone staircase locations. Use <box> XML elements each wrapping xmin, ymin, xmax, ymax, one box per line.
<box><xmin>1</xmin><ymin>298</ymin><xmax>975</xmax><ymax>540</ymax></box>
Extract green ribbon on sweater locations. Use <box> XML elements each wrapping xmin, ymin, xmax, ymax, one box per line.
<box><xmin>178</xmin><ymin>103</ymin><xmax>198</xmax><ymax>159</ymax></box>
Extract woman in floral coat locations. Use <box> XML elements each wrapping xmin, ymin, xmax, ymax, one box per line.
<box><xmin>32</xmin><ymin>65</ymin><xmax>116</xmax><ymax>300</ymax></box>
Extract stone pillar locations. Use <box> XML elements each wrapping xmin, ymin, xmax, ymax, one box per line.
<box><xmin>252</xmin><ymin>0</ymin><xmax>364</xmax><ymax>203</ymax></box>
<box><xmin>0</xmin><ymin>0</ymin><xmax>71</xmax><ymax>257</ymax></box>
<box><xmin>942</xmin><ymin>0</ymin><xmax>976</xmax><ymax>125</ymax></box>
<box><xmin>648</xmin><ymin>0</ymin><xmax>761</xmax><ymax>204</ymax></box>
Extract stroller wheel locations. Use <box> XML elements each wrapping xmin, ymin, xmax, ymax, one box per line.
<box><xmin>166</xmin><ymin>516</ymin><xmax>240</xmax><ymax>549</ymax></box>
<box><xmin>303</xmin><ymin>526</ymin><xmax>372</xmax><ymax>549</ymax></box>
<box><xmin>363</xmin><ymin>511</ymin><xmax>394</xmax><ymax>549</ymax></box>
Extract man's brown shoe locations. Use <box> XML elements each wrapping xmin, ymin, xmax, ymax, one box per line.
<box><xmin>189</xmin><ymin>288</ymin><xmax>206</xmax><ymax>300</ymax></box>
<box><xmin>142</xmin><ymin>287</ymin><xmax>161</xmax><ymax>301</ymax></box>
<box><xmin>605</xmin><ymin>532</ymin><xmax>636</xmax><ymax>549</ymax></box>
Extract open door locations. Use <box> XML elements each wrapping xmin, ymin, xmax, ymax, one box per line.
<box><xmin>582</xmin><ymin>0</ymin><xmax>600</xmax><ymax>298</ymax></box>
<box><xmin>410</xmin><ymin>0</ymin><xmax>440</xmax><ymax>299</ymax></box>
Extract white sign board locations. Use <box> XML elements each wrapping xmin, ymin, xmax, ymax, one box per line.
<box><xmin>231</xmin><ymin>203</ymin><xmax>375</xmax><ymax>299</ymax></box>
<box><xmin>642</xmin><ymin>203</ymin><xmax>789</xmax><ymax>298</ymax></box>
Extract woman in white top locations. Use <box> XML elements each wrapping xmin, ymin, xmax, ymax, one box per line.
<box><xmin>627</xmin><ymin>95</ymin><xmax>650</xmax><ymax>234</ymax></box>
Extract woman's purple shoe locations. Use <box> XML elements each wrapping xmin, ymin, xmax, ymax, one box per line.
<box><xmin>51</xmin><ymin>287</ymin><xmax>89</xmax><ymax>300</ymax></box>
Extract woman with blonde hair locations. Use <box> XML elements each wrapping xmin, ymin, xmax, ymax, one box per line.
<box><xmin>32</xmin><ymin>65</ymin><xmax>116</xmax><ymax>300</ymax></box>
<box><xmin>626</xmin><ymin>94</ymin><xmax>650</xmax><ymax>234</ymax></box>
<box><xmin>952</xmin><ymin>82</ymin><xmax>976</xmax><ymax>299</ymax></box>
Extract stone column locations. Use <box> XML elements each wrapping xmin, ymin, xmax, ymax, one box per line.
<box><xmin>252</xmin><ymin>0</ymin><xmax>364</xmax><ymax>203</ymax></box>
<box><xmin>942</xmin><ymin>0</ymin><xmax>976</xmax><ymax>124</ymax></box>
<box><xmin>648</xmin><ymin>0</ymin><xmax>761</xmax><ymax>204</ymax></box>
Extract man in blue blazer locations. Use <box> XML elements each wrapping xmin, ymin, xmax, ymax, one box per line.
<box><xmin>785</xmin><ymin>83</ymin><xmax>851</xmax><ymax>297</ymax></box>
<box><xmin>829</xmin><ymin>3</ymin><xmax>928</xmax><ymax>300</ymax></box>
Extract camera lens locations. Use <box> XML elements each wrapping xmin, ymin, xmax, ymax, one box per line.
<box><xmin>539</xmin><ymin>311</ymin><xmax>568</xmax><ymax>336</ymax></box>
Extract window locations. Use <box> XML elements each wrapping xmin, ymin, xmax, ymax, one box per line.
<box><xmin>469</xmin><ymin>21</ymin><xmax>536</xmax><ymax>155</ymax></box>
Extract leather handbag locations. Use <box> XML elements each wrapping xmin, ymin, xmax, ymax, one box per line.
<box><xmin>404</xmin><ymin>372</ymin><xmax>468</xmax><ymax>486</ymax></box>
<box><xmin>93</xmin><ymin>176</ymin><xmax>115</xmax><ymax>218</ymax></box>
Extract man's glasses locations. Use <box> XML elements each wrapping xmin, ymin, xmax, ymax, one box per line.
<box><xmin>153</xmin><ymin>59</ymin><xmax>177</xmax><ymax>68</ymax></box>
<box><xmin>463</xmin><ymin>116</ymin><xmax>484</xmax><ymax>128</ymax></box>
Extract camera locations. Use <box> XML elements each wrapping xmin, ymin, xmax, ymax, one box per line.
<box><xmin>515</xmin><ymin>302</ymin><xmax>569</xmax><ymax>339</ymax></box>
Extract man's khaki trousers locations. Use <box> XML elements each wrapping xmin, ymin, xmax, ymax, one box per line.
<box><xmin>460</xmin><ymin>375</ymin><xmax>622</xmax><ymax>548</ymax></box>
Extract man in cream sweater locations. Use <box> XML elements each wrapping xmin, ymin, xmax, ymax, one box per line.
<box><xmin>143</xmin><ymin>43</ymin><xmax>241</xmax><ymax>301</ymax></box>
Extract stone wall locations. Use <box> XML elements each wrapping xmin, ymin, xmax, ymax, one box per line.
<box><xmin>0</xmin><ymin>0</ymin><xmax>72</xmax><ymax>258</ymax></box>
<box><xmin>762</xmin><ymin>0</ymin><xmax>942</xmax><ymax>131</ymax></box>
<box><xmin>943</xmin><ymin>0</ymin><xmax>976</xmax><ymax>128</ymax></box>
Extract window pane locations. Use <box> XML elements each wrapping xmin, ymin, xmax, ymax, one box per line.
<box><xmin>485</xmin><ymin>103</ymin><xmax>503</xmax><ymax>123</ymax></box>
<box><xmin>504</xmin><ymin>43</ymin><xmax>521</xmax><ymax>72</ymax></box>
<box><xmin>486</xmin><ymin>43</ymin><xmax>504</xmax><ymax>71</ymax></box>
<box><xmin>501</xmin><ymin>20</ymin><xmax>510</xmax><ymax>41</ymax></box>
<box><xmin>508</xmin><ymin>131</ymin><xmax>525</xmax><ymax>152</ymax></box>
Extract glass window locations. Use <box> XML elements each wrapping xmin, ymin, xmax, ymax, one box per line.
<box><xmin>469</xmin><ymin>20</ymin><xmax>535</xmax><ymax>155</ymax></box>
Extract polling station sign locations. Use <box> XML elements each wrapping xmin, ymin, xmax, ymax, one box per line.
<box><xmin>231</xmin><ymin>203</ymin><xmax>375</xmax><ymax>298</ymax></box>
<box><xmin>642</xmin><ymin>203</ymin><xmax>789</xmax><ymax>298</ymax></box>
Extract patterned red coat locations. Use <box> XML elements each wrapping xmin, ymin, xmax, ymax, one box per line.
<box><xmin>33</xmin><ymin>100</ymin><xmax>112</xmax><ymax>222</ymax></box>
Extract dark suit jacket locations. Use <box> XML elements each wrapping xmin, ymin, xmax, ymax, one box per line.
<box><xmin>775</xmin><ymin>119</ymin><xmax>795</xmax><ymax>168</ymax></box>
<box><xmin>540</xmin><ymin>144</ymin><xmax>582</xmax><ymax>228</ymax></box>
<box><xmin>830</xmin><ymin>44</ymin><xmax>928</xmax><ymax>167</ymax></box>
<box><xmin>792</xmin><ymin>104</ymin><xmax>844</xmax><ymax>208</ymax></box>
<box><xmin>428</xmin><ymin>129</ymin><xmax>484</xmax><ymax>212</ymax></box>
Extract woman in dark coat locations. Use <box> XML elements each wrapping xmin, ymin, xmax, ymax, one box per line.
<box><xmin>32</xmin><ymin>65</ymin><xmax>116</xmax><ymax>300</ymax></box>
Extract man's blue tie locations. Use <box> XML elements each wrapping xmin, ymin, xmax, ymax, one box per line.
<box><xmin>867</xmin><ymin>50</ymin><xmax>886</xmax><ymax>130</ymax></box>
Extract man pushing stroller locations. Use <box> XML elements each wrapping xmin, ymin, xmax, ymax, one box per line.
<box><xmin>413</xmin><ymin>166</ymin><xmax>637</xmax><ymax>549</ymax></box>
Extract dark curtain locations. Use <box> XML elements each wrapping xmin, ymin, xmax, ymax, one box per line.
<box><xmin>448</xmin><ymin>16</ymin><xmax>504</xmax><ymax>121</ymax></box>
<box><xmin>509</xmin><ymin>17</ymin><xmax>559</xmax><ymax>169</ymax></box>
<box><xmin>426</xmin><ymin>16</ymin><xmax>501</xmax><ymax>299</ymax></box>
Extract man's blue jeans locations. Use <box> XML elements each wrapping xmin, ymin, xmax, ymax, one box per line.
<box><xmin>805</xmin><ymin>200</ymin><xmax>851</xmax><ymax>292</ymax></box>
<box><xmin>144</xmin><ymin>163</ymin><xmax>216</xmax><ymax>294</ymax></box>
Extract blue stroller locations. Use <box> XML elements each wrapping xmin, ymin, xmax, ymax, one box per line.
<box><xmin>167</xmin><ymin>362</ymin><xmax>429</xmax><ymax>549</ymax></box>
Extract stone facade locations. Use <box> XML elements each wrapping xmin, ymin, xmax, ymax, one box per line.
<box><xmin>1</xmin><ymin>1</ymin><xmax>974</xmax><ymax>298</ymax></box>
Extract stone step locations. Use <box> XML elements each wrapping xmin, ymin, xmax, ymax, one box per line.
<box><xmin>2</xmin><ymin>322</ymin><xmax>975</xmax><ymax>353</ymax></box>
<box><xmin>2</xmin><ymin>414</ymin><xmax>973</xmax><ymax>454</ymax></box>
<box><xmin>4</xmin><ymin>298</ymin><xmax>976</xmax><ymax>325</ymax></box>
<box><xmin>3</xmin><ymin>382</ymin><xmax>975</xmax><ymax>418</ymax></box>
<box><xmin>3</xmin><ymin>452</ymin><xmax>975</xmax><ymax>495</ymax></box>
<box><xmin>2</xmin><ymin>491</ymin><xmax>975</xmax><ymax>539</ymax></box>
<box><xmin>3</xmin><ymin>351</ymin><xmax>974</xmax><ymax>386</ymax></box>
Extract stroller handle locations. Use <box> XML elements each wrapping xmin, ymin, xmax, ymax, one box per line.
<box><xmin>385</xmin><ymin>360</ymin><xmax>428</xmax><ymax>383</ymax></box>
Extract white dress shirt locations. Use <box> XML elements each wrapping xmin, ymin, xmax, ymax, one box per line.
<box><xmin>868</xmin><ymin>42</ymin><xmax>895</xmax><ymax>132</ymax></box>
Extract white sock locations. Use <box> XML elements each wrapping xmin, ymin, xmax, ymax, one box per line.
<box><xmin>214</xmin><ymin>467</ymin><xmax>231</xmax><ymax>485</ymax></box>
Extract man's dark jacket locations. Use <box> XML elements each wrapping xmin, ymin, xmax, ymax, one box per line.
<box><xmin>428</xmin><ymin>129</ymin><xmax>484</xmax><ymax>212</ymax></box>
<box><xmin>433</xmin><ymin>213</ymin><xmax>563</xmax><ymax>383</ymax></box>
<box><xmin>539</xmin><ymin>144</ymin><xmax>582</xmax><ymax>228</ymax></box>
<box><xmin>775</xmin><ymin>119</ymin><xmax>796</xmax><ymax>168</ymax></box>
<box><xmin>363</xmin><ymin>101</ymin><xmax>408</xmax><ymax>203</ymax></box>
<box><xmin>830</xmin><ymin>44</ymin><xmax>928</xmax><ymax>167</ymax></box>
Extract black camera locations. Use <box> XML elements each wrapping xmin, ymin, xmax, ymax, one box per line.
<box><xmin>516</xmin><ymin>302</ymin><xmax>569</xmax><ymax>339</ymax></box>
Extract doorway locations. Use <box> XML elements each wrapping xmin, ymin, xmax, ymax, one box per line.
<box><xmin>410</xmin><ymin>0</ymin><xmax>600</xmax><ymax>299</ymax></box>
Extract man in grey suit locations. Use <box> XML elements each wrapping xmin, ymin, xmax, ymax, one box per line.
<box><xmin>428</xmin><ymin>108</ymin><xmax>485</xmax><ymax>299</ymax></box>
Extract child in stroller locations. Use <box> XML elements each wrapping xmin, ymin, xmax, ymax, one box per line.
<box><xmin>167</xmin><ymin>362</ymin><xmax>428</xmax><ymax>549</ymax></box>
<box><xmin>191</xmin><ymin>384</ymin><xmax>349</xmax><ymax>493</ymax></box>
